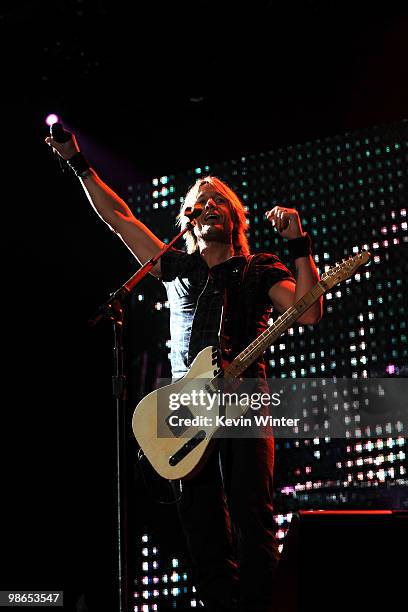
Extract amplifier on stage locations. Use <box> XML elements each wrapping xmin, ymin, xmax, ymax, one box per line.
<box><xmin>276</xmin><ymin>510</ymin><xmax>408</xmax><ymax>612</ymax></box>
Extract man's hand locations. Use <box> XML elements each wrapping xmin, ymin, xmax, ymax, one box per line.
<box><xmin>44</xmin><ymin>132</ymin><xmax>80</xmax><ymax>160</ymax></box>
<box><xmin>265</xmin><ymin>205</ymin><xmax>303</xmax><ymax>240</ymax></box>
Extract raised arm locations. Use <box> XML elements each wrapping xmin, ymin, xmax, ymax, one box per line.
<box><xmin>45</xmin><ymin>130</ymin><xmax>164</xmax><ymax>277</ymax></box>
<box><xmin>265</xmin><ymin>205</ymin><xmax>323</xmax><ymax>325</ymax></box>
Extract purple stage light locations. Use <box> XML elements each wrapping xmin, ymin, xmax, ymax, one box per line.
<box><xmin>45</xmin><ymin>113</ymin><xmax>59</xmax><ymax>126</ymax></box>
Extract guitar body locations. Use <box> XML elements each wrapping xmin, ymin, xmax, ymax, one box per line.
<box><xmin>132</xmin><ymin>346</ymin><xmax>222</xmax><ymax>480</ymax></box>
<box><xmin>131</xmin><ymin>251</ymin><xmax>370</xmax><ymax>481</ymax></box>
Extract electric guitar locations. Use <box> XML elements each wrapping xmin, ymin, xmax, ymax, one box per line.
<box><xmin>132</xmin><ymin>251</ymin><xmax>370</xmax><ymax>480</ymax></box>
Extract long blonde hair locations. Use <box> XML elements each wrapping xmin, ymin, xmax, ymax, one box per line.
<box><xmin>177</xmin><ymin>176</ymin><xmax>250</xmax><ymax>257</ymax></box>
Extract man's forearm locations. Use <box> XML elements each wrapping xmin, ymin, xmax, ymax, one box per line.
<box><xmin>80</xmin><ymin>169</ymin><xmax>164</xmax><ymax>271</ymax></box>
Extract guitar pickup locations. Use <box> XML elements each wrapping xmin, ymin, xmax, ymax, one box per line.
<box><xmin>165</xmin><ymin>404</ymin><xmax>194</xmax><ymax>437</ymax></box>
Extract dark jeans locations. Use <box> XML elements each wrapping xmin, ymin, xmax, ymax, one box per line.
<box><xmin>175</xmin><ymin>437</ymin><xmax>279</xmax><ymax>611</ymax></box>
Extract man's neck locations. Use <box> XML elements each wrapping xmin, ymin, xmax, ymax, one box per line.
<box><xmin>198</xmin><ymin>240</ymin><xmax>234</xmax><ymax>268</ymax></box>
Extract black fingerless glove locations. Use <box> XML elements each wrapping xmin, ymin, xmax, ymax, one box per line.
<box><xmin>287</xmin><ymin>232</ymin><xmax>312</xmax><ymax>259</ymax></box>
<box><xmin>66</xmin><ymin>152</ymin><xmax>91</xmax><ymax>178</ymax></box>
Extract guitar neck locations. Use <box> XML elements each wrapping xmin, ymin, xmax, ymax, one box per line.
<box><xmin>223</xmin><ymin>280</ymin><xmax>327</xmax><ymax>379</ymax></box>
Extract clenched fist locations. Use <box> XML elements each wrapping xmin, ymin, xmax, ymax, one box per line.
<box><xmin>44</xmin><ymin>131</ymin><xmax>80</xmax><ymax>161</ymax></box>
<box><xmin>265</xmin><ymin>205</ymin><xmax>303</xmax><ymax>240</ymax></box>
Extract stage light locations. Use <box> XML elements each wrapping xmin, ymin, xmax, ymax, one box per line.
<box><xmin>45</xmin><ymin>113</ymin><xmax>59</xmax><ymax>126</ymax></box>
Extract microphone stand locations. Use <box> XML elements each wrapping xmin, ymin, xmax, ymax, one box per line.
<box><xmin>88</xmin><ymin>217</ymin><xmax>198</xmax><ymax>612</ymax></box>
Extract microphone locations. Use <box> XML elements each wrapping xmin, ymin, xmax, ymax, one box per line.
<box><xmin>50</xmin><ymin>122</ymin><xmax>72</xmax><ymax>143</ymax></box>
<box><xmin>184</xmin><ymin>205</ymin><xmax>203</xmax><ymax>220</ymax></box>
<box><xmin>49</xmin><ymin>122</ymin><xmax>72</xmax><ymax>173</ymax></box>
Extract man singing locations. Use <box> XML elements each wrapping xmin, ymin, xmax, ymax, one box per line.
<box><xmin>46</xmin><ymin>129</ymin><xmax>322</xmax><ymax>611</ymax></box>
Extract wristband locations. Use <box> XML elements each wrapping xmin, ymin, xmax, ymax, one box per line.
<box><xmin>66</xmin><ymin>151</ymin><xmax>91</xmax><ymax>177</ymax></box>
<box><xmin>287</xmin><ymin>232</ymin><xmax>312</xmax><ymax>259</ymax></box>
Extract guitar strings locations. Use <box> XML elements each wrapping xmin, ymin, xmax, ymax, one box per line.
<box><xmin>209</xmin><ymin>260</ymin><xmax>349</xmax><ymax>385</ymax></box>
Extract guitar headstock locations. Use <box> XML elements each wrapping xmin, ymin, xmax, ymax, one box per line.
<box><xmin>321</xmin><ymin>251</ymin><xmax>371</xmax><ymax>290</ymax></box>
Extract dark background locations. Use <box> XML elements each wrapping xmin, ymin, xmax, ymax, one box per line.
<box><xmin>1</xmin><ymin>1</ymin><xmax>408</xmax><ymax>609</ymax></box>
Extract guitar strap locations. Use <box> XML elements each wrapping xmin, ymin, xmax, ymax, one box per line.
<box><xmin>242</xmin><ymin>253</ymin><xmax>256</xmax><ymax>283</ymax></box>
<box><xmin>218</xmin><ymin>253</ymin><xmax>256</xmax><ymax>364</ymax></box>
<box><xmin>217</xmin><ymin>254</ymin><xmax>257</xmax><ymax>491</ymax></box>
